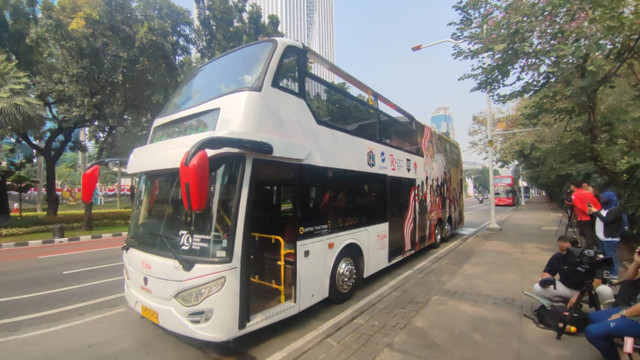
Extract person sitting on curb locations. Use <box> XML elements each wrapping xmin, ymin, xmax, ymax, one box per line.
<box><xmin>532</xmin><ymin>235</ymin><xmax>613</xmax><ymax>307</ymax></box>
<box><xmin>585</xmin><ymin>247</ymin><xmax>640</xmax><ymax>360</ymax></box>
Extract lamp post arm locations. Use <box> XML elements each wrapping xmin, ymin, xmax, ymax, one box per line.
<box><xmin>412</xmin><ymin>39</ymin><xmax>463</xmax><ymax>52</ymax></box>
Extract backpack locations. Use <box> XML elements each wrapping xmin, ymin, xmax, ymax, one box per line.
<box><xmin>533</xmin><ymin>305</ymin><xmax>590</xmax><ymax>334</ymax></box>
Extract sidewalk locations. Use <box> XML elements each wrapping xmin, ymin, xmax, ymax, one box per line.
<box><xmin>298</xmin><ymin>198</ymin><xmax>604</xmax><ymax>360</ymax></box>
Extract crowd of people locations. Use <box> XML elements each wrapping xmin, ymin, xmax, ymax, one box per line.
<box><xmin>532</xmin><ymin>180</ymin><xmax>634</xmax><ymax>360</ymax></box>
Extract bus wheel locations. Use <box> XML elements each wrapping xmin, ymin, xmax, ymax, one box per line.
<box><xmin>329</xmin><ymin>248</ymin><xmax>361</xmax><ymax>303</ymax></box>
<box><xmin>445</xmin><ymin>218</ymin><xmax>453</xmax><ymax>241</ymax></box>
<box><xmin>432</xmin><ymin>222</ymin><xmax>443</xmax><ymax>248</ymax></box>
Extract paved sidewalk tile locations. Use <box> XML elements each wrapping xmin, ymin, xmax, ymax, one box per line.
<box><xmin>297</xmin><ymin>199</ymin><xmax>606</xmax><ymax>360</ymax></box>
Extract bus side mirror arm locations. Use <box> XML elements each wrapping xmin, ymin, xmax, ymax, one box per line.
<box><xmin>180</xmin><ymin>136</ymin><xmax>274</xmax><ymax>212</ymax></box>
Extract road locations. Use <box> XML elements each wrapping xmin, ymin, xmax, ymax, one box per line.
<box><xmin>0</xmin><ymin>197</ymin><xmax>517</xmax><ymax>359</ymax></box>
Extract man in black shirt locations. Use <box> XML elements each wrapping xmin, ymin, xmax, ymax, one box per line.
<box><xmin>532</xmin><ymin>236</ymin><xmax>612</xmax><ymax>307</ymax></box>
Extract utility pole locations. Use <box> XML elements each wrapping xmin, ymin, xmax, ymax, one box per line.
<box><xmin>412</xmin><ymin>38</ymin><xmax>500</xmax><ymax>230</ymax></box>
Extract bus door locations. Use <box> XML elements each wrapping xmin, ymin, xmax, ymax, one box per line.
<box><xmin>243</xmin><ymin>160</ymin><xmax>297</xmax><ymax>321</ymax></box>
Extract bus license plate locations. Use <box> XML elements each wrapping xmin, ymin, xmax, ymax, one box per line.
<box><xmin>141</xmin><ymin>305</ymin><xmax>159</xmax><ymax>324</ymax></box>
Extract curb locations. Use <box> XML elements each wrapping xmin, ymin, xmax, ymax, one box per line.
<box><xmin>0</xmin><ymin>232</ymin><xmax>128</xmax><ymax>249</ymax></box>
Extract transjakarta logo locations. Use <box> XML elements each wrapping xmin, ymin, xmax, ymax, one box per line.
<box><xmin>378</xmin><ymin>151</ymin><xmax>388</xmax><ymax>171</ymax></box>
<box><xmin>390</xmin><ymin>154</ymin><xmax>397</xmax><ymax>171</ymax></box>
<box><xmin>367</xmin><ymin>151</ymin><xmax>376</xmax><ymax>168</ymax></box>
<box><xmin>179</xmin><ymin>231</ymin><xmax>193</xmax><ymax>250</ymax></box>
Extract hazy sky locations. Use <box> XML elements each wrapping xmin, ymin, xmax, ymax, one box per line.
<box><xmin>172</xmin><ymin>0</ymin><xmax>485</xmax><ymax>163</ymax></box>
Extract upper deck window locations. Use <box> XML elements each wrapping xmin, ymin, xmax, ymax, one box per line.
<box><xmin>273</xmin><ymin>46</ymin><xmax>301</xmax><ymax>95</ymax></box>
<box><xmin>158</xmin><ymin>41</ymin><xmax>275</xmax><ymax>117</ymax></box>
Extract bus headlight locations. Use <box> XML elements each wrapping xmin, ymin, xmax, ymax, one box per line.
<box><xmin>175</xmin><ymin>277</ymin><xmax>226</xmax><ymax>307</ymax></box>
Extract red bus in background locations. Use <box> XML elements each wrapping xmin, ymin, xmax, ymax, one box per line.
<box><xmin>494</xmin><ymin>175</ymin><xmax>519</xmax><ymax>206</ymax></box>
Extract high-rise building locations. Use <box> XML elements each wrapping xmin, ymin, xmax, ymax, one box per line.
<box><xmin>430</xmin><ymin>106</ymin><xmax>455</xmax><ymax>140</ymax></box>
<box><xmin>249</xmin><ymin>0</ymin><xmax>334</xmax><ymax>63</ymax></box>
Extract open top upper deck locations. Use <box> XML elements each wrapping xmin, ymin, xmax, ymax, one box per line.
<box><xmin>127</xmin><ymin>38</ymin><xmax>458</xmax><ymax>174</ymax></box>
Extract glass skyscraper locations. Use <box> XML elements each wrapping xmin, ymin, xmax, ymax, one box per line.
<box><xmin>430</xmin><ymin>106</ymin><xmax>455</xmax><ymax>140</ymax></box>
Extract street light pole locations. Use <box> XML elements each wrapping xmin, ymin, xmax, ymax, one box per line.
<box><xmin>412</xmin><ymin>39</ymin><xmax>501</xmax><ymax>230</ymax></box>
<box><xmin>484</xmin><ymin>56</ymin><xmax>500</xmax><ymax>230</ymax></box>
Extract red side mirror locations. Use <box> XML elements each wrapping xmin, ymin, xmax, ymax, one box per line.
<box><xmin>81</xmin><ymin>165</ymin><xmax>100</xmax><ymax>204</ymax></box>
<box><xmin>180</xmin><ymin>151</ymin><xmax>209</xmax><ymax>212</ymax></box>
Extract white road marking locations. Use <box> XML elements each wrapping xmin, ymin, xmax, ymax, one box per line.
<box><xmin>0</xmin><ymin>294</ymin><xmax>123</xmax><ymax>324</ymax></box>
<box><xmin>0</xmin><ymin>307</ymin><xmax>127</xmax><ymax>343</ymax></box>
<box><xmin>38</xmin><ymin>246</ymin><xmax>122</xmax><ymax>259</ymax></box>
<box><xmin>63</xmin><ymin>262</ymin><xmax>123</xmax><ymax>274</ymax></box>
<box><xmin>458</xmin><ymin>228</ymin><xmax>479</xmax><ymax>235</ymax></box>
<box><xmin>0</xmin><ymin>277</ymin><xmax>123</xmax><ymax>302</ymax></box>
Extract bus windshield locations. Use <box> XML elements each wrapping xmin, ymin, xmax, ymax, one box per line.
<box><xmin>126</xmin><ymin>157</ymin><xmax>244</xmax><ymax>262</ymax></box>
<box><xmin>158</xmin><ymin>41</ymin><xmax>274</xmax><ymax>117</ymax></box>
<box><xmin>495</xmin><ymin>184</ymin><xmax>516</xmax><ymax>198</ymax></box>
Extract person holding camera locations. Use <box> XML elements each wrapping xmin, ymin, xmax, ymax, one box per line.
<box><xmin>585</xmin><ymin>247</ymin><xmax>640</xmax><ymax>360</ymax></box>
<box><xmin>588</xmin><ymin>191</ymin><xmax>624</xmax><ymax>281</ymax></box>
<box><xmin>533</xmin><ymin>235</ymin><xmax>613</xmax><ymax>307</ymax></box>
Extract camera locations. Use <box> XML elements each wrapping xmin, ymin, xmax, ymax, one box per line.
<box><xmin>563</xmin><ymin>190</ymin><xmax>574</xmax><ymax>203</ymax></box>
<box><xmin>566</xmin><ymin>247</ymin><xmax>614</xmax><ymax>279</ymax></box>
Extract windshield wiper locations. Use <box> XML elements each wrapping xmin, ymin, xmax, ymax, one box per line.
<box><xmin>150</xmin><ymin>232</ymin><xmax>195</xmax><ymax>272</ymax></box>
<box><xmin>122</xmin><ymin>237</ymin><xmax>138</xmax><ymax>252</ymax></box>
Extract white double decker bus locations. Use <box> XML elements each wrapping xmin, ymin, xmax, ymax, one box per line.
<box><xmin>114</xmin><ymin>38</ymin><xmax>463</xmax><ymax>341</ymax></box>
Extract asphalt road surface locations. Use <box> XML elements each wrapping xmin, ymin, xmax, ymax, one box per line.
<box><xmin>0</xmin><ymin>197</ymin><xmax>516</xmax><ymax>359</ymax></box>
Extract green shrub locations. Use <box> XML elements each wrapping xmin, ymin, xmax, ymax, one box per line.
<box><xmin>0</xmin><ymin>219</ymin><xmax>130</xmax><ymax>237</ymax></box>
<box><xmin>2</xmin><ymin>210</ymin><xmax>131</xmax><ymax>229</ymax></box>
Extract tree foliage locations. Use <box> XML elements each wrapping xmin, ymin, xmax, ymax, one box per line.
<box><xmin>0</xmin><ymin>53</ymin><xmax>43</xmax><ymax>138</ymax></box>
<box><xmin>194</xmin><ymin>0</ymin><xmax>283</xmax><ymax>60</ymax></box>
<box><xmin>2</xmin><ymin>0</ymin><xmax>282</xmax><ymax>217</ymax></box>
<box><xmin>453</xmin><ymin>0</ymin><xmax>640</xmax><ymax>234</ymax></box>
<box><xmin>1</xmin><ymin>0</ymin><xmax>192</xmax><ymax>215</ymax></box>
<box><xmin>464</xmin><ymin>166</ymin><xmax>499</xmax><ymax>194</ymax></box>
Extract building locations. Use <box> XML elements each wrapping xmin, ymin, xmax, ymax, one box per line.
<box><xmin>249</xmin><ymin>0</ymin><xmax>334</xmax><ymax>60</ymax></box>
<box><xmin>430</xmin><ymin>106</ymin><xmax>455</xmax><ymax>140</ymax></box>
<box><xmin>249</xmin><ymin>0</ymin><xmax>334</xmax><ymax>84</ymax></box>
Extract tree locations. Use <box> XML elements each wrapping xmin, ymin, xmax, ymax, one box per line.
<box><xmin>1</xmin><ymin>0</ymin><xmax>193</xmax><ymax>216</ymax></box>
<box><xmin>0</xmin><ymin>54</ymin><xmax>43</xmax><ymax>139</ymax></box>
<box><xmin>194</xmin><ymin>0</ymin><xmax>283</xmax><ymax>61</ymax></box>
<box><xmin>451</xmin><ymin>0</ymin><xmax>640</xmax><ymax>183</ymax></box>
<box><xmin>452</xmin><ymin>0</ymin><xmax>640</xmax><ymax>233</ymax></box>
<box><xmin>464</xmin><ymin>166</ymin><xmax>499</xmax><ymax>194</ymax></box>
<box><xmin>7</xmin><ymin>172</ymin><xmax>37</xmax><ymax>218</ymax></box>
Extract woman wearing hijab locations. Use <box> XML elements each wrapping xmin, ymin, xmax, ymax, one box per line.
<box><xmin>588</xmin><ymin>191</ymin><xmax>624</xmax><ymax>280</ymax></box>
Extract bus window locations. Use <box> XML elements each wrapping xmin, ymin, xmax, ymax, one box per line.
<box><xmin>158</xmin><ymin>41</ymin><xmax>275</xmax><ymax>117</ymax></box>
<box><xmin>305</xmin><ymin>77</ymin><xmax>378</xmax><ymax>142</ymax></box>
<box><xmin>273</xmin><ymin>46</ymin><xmax>301</xmax><ymax>95</ymax></box>
<box><xmin>298</xmin><ymin>165</ymin><xmax>387</xmax><ymax>239</ymax></box>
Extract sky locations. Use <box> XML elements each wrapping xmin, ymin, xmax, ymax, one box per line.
<box><xmin>173</xmin><ymin>0</ymin><xmax>485</xmax><ymax>163</ymax></box>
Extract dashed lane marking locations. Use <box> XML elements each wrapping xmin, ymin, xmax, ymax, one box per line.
<box><xmin>0</xmin><ymin>294</ymin><xmax>123</xmax><ymax>324</ymax></box>
<box><xmin>0</xmin><ymin>277</ymin><xmax>123</xmax><ymax>302</ymax></box>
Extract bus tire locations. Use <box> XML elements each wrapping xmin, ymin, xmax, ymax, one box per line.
<box><xmin>432</xmin><ymin>222</ymin><xmax>443</xmax><ymax>248</ymax></box>
<box><xmin>329</xmin><ymin>248</ymin><xmax>361</xmax><ymax>304</ymax></box>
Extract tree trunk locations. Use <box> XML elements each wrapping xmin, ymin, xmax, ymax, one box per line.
<box><xmin>18</xmin><ymin>193</ymin><xmax>22</xmax><ymax>218</ymax></box>
<box><xmin>116</xmin><ymin>166</ymin><xmax>121</xmax><ymax>210</ymax></box>
<box><xmin>45</xmin><ymin>156</ymin><xmax>59</xmax><ymax>216</ymax></box>
<box><xmin>83</xmin><ymin>202</ymin><xmax>93</xmax><ymax>230</ymax></box>
<box><xmin>36</xmin><ymin>154</ymin><xmax>43</xmax><ymax>213</ymax></box>
<box><xmin>586</xmin><ymin>100</ymin><xmax>620</xmax><ymax>185</ymax></box>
